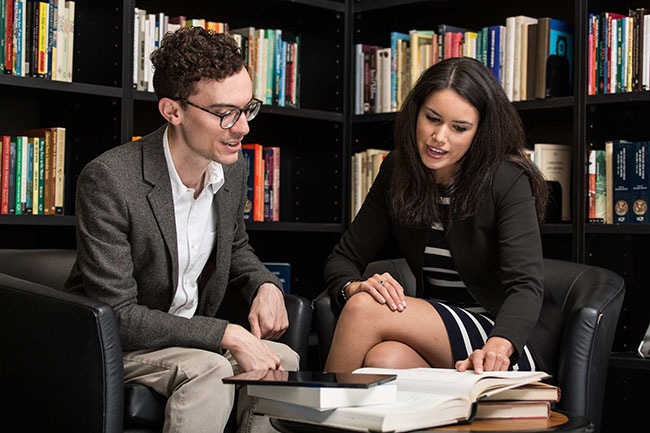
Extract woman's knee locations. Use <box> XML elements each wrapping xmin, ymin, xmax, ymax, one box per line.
<box><xmin>341</xmin><ymin>291</ymin><xmax>380</xmax><ymax>319</ymax></box>
<box><xmin>363</xmin><ymin>342</ymin><xmax>428</xmax><ymax>369</ymax></box>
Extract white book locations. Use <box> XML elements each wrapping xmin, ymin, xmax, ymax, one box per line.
<box><xmin>504</xmin><ymin>16</ymin><xmax>516</xmax><ymax>101</ymax></box>
<box><xmin>255</xmin><ymin>368</ymin><xmax>548</xmax><ymax>432</ymax></box>
<box><xmin>65</xmin><ymin>1</ymin><xmax>75</xmax><ymax>82</ymax></box>
<box><xmin>534</xmin><ymin>143</ymin><xmax>571</xmax><ymax>222</ymax></box>
<box><xmin>514</xmin><ymin>16</ymin><xmax>538</xmax><ymax>101</ymax></box>
<box><xmin>249</xmin><ymin>384</ymin><xmax>397</xmax><ymax>410</ymax></box>
<box><xmin>475</xmin><ymin>400</ymin><xmax>551</xmax><ymax>420</ymax></box>
<box><xmin>55</xmin><ymin>0</ymin><xmax>66</xmax><ymax>80</ymax></box>
<box><xmin>133</xmin><ymin>8</ymin><xmax>139</xmax><ymax>87</ymax></box>
<box><xmin>355</xmin><ymin>44</ymin><xmax>363</xmax><ymax>114</ymax></box>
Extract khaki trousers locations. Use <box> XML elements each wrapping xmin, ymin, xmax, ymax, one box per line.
<box><xmin>123</xmin><ymin>341</ymin><xmax>300</xmax><ymax>433</ymax></box>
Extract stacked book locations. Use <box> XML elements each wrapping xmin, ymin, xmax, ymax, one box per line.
<box><xmin>355</xmin><ymin>16</ymin><xmax>574</xmax><ymax>114</ymax></box>
<box><xmin>132</xmin><ymin>10</ymin><xmax>300</xmax><ymax>108</ymax></box>
<box><xmin>0</xmin><ymin>128</ymin><xmax>66</xmax><ymax>215</ymax></box>
<box><xmin>588</xmin><ymin>9</ymin><xmax>650</xmax><ymax>95</ymax></box>
<box><xmin>242</xmin><ymin>144</ymin><xmax>280</xmax><ymax>222</ymax></box>
<box><xmin>248</xmin><ymin>367</ymin><xmax>553</xmax><ymax>432</ymax></box>
<box><xmin>1</xmin><ymin>0</ymin><xmax>76</xmax><ymax>81</ymax></box>
<box><xmin>351</xmin><ymin>148</ymin><xmax>389</xmax><ymax>220</ymax></box>
<box><xmin>587</xmin><ymin>140</ymin><xmax>650</xmax><ymax>224</ymax></box>
<box><xmin>476</xmin><ymin>381</ymin><xmax>561</xmax><ymax>420</ymax></box>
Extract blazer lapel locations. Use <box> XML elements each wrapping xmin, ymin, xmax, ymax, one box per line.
<box><xmin>142</xmin><ymin>126</ymin><xmax>179</xmax><ymax>287</ymax></box>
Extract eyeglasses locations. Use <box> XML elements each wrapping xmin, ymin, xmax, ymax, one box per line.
<box><xmin>176</xmin><ymin>97</ymin><xmax>263</xmax><ymax>129</ymax></box>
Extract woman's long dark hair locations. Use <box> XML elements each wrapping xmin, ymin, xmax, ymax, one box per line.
<box><xmin>390</xmin><ymin>57</ymin><xmax>548</xmax><ymax>227</ymax></box>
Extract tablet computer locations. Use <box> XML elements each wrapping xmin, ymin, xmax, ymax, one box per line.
<box><xmin>222</xmin><ymin>370</ymin><xmax>396</xmax><ymax>388</ymax></box>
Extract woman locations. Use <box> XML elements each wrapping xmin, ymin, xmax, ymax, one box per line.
<box><xmin>324</xmin><ymin>57</ymin><xmax>563</xmax><ymax>375</ymax></box>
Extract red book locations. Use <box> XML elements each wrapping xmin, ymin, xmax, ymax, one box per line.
<box><xmin>242</xmin><ymin>144</ymin><xmax>264</xmax><ymax>221</ymax></box>
<box><xmin>5</xmin><ymin>0</ymin><xmax>14</xmax><ymax>74</ymax></box>
<box><xmin>587</xmin><ymin>150</ymin><xmax>596</xmax><ymax>219</ymax></box>
<box><xmin>1</xmin><ymin>136</ymin><xmax>10</xmax><ymax>214</ymax></box>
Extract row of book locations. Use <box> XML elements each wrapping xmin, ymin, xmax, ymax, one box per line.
<box><xmin>587</xmin><ymin>140</ymin><xmax>650</xmax><ymax>225</ymax></box>
<box><xmin>588</xmin><ymin>9</ymin><xmax>650</xmax><ymax>95</ymax></box>
<box><xmin>242</xmin><ymin>144</ymin><xmax>280</xmax><ymax>222</ymax></box>
<box><xmin>355</xmin><ymin>16</ymin><xmax>573</xmax><ymax>114</ymax></box>
<box><xmin>350</xmin><ymin>148</ymin><xmax>388</xmax><ymax>220</ymax></box>
<box><xmin>525</xmin><ymin>143</ymin><xmax>572</xmax><ymax>223</ymax></box>
<box><xmin>132</xmin><ymin>9</ymin><xmax>301</xmax><ymax>108</ymax></box>
<box><xmin>1</xmin><ymin>0</ymin><xmax>75</xmax><ymax>81</ymax></box>
<box><xmin>0</xmin><ymin>128</ymin><xmax>66</xmax><ymax>215</ymax></box>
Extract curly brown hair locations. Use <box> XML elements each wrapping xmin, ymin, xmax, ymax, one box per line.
<box><xmin>150</xmin><ymin>27</ymin><xmax>245</xmax><ymax>104</ymax></box>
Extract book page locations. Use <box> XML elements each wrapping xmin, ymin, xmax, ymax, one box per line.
<box><xmin>354</xmin><ymin>367</ymin><xmax>548</xmax><ymax>401</ymax></box>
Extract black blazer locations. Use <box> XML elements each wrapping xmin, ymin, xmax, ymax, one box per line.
<box><xmin>325</xmin><ymin>151</ymin><xmax>563</xmax><ymax>374</ymax></box>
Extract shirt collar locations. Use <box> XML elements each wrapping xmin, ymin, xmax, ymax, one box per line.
<box><xmin>163</xmin><ymin>126</ymin><xmax>225</xmax><ymax>201</ymax></box>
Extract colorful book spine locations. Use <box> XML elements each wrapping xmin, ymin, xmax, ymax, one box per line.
<box><xmin>25</xmin><ymin>137</ymin><xmax>33</xmax><ymax>214</ymax></box>
<box><xmin>37</xmin><ymin>136</ymin><xmax>44</xmax><ymax>214</ymax></box>
<box><xmin>14</xmin><ymin>136</ymin><xmax>22</xmax><ymax>214</ymax></box>
<box><xmin>613</xmin><ymin>140</ymin><xmax>631</xmax><ymax>224</ymax></box>
<box><xmin>587</xmin><ymin>149</ymin><xmax>596</xmax><ymax>220</ymax></box>
<box><xmin>630</xmin><ymin>141</ymin><xmax>649</xmax><ymax>223</ymax></box>
<box><xmin>241</xmin><ymin>146</ymin><xmax>255</xmax><ymax>221</ymax></box>
<box><xmin>0</xmin><ymin>136</ymin><xmax>9</xmax><ymax>214</ymax></box>
<box><xmin>595</xmin><ymin>149</ymin><xmax>607</xmax><ymax>222</ymax></box>
<box><xmin>8</xmin><ymin>138</ymin><xmax>16</xmax><ymax>214</ymax></box>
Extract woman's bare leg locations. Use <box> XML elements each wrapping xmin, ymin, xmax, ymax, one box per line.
<box><xmin>364</xmin><ymin>341</ymin><xmax>431</xmax><ymax>369</ymax></box>
<box><xmin>324</xmin><ymin>292</ymin><xmax>453</xmax><ymax>372</ymax></box>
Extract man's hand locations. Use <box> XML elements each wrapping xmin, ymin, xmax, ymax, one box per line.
<box><xmin>455</xmin><ymin>336</ymin><xmax>514</xmax><ymax>374</ymax></box>
<box><xmin>249</xmin><ymin>283</ymin><xmax>289</xmax><ymax>340</ymax></box>
<box><xmin>222</xmin><ymin>323</ymin><xmax>283</xmax><ymax>372</ymax></box>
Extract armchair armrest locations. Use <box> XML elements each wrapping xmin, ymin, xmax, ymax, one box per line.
<box><xmin>0</xmin><ymin>273</ymin><xmax>124</xmax><ymax>433</ymax></box>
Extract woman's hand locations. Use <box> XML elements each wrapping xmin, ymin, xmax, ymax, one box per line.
<box><xmin>346</xmin><ymin>273</ymin><xmax>407</xmax><ymax>312</ymax></box>
<box><xmin>455</xmin><ymin>336</ymin><xmax>514</xmax><ymax>374</ymax></box>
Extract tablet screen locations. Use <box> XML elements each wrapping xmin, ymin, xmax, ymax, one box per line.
<box><xmin>222</xmin><ymin>370</ymin><xmax>396</xmax><ymax>388</ymax></box>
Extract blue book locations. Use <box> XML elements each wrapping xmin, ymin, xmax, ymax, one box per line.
<box><xmin>488</xmin><ymin>26</ymin><xmax>505</xmax><ymax>84</ymax></box>
<box><xmin>630</xmin><ymin>141</ymin><xmax>649</xmax><ymax>224</ymax></box>
<box><xmin>613</xmin><ymin>140</ymin><xmax>631</xmax><ymax>224</ymax></box>
<box><xmin>279</xmin><ymin>40</ymin><xmax>287</xmax><ymax>107</ymax></box>
<box><xmin>274</xmin><ymin>29</ymin><xmax>282</xmax><ymax>105</ymax></box>
<box><xmin>549</xmin><ymin>18</ymin><xmax>574</xmax><ymax>83</ymax></box>
<box><xmin>241</xmin><ymin>147</ymin><xmax>255</xmax><ymax>221</ymax></box>
<box><xmin>264</xmin><ymin>262</ymin><xmax>291</xmax><ymax>293</ymax></box>
<box><xmin>389</xmin><ymin>32</ymin><xmax>409</xmax><ymax>112</ymax></box>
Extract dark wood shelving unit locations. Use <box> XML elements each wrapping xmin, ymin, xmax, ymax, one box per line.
<box><xmin>610</xmin><ymin>352</ymin><xmax>650</xmax><ymax>371</ymax></box>
<box><xmin>0</xmin><ymin>74</ymin><xmax>122</xmax><ymax>98</ymax></box>
<box><xmin>245</xmin><ymin>222</ymin><xmax>344</xmax><ymax>233</ymax></box>
<box><xmin>0</xmin><ymin>215</ymin><xmax>77</xmax><ymax>226</ymax></box>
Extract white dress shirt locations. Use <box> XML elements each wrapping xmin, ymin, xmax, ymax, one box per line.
<box><xmin>163</xmin><ymin>127</ymin><xmax>225</xmax><ymax>318</ymax></box>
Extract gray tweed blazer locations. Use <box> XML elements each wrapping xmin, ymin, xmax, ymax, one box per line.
<box><xmin>64</xmin><ymin>125</ymin><xmax>281</xmax><ymax>353</ymax></box>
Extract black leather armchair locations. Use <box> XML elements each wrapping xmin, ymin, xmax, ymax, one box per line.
<box><xmin>313</xmin><ymin>258</ymin><xmax>624</xmax><ymax>432</ymax></box>
<box><xmin>0</xmin><ymin>249</ymin><xmax>312</xmax><ymax>433</ymax></box>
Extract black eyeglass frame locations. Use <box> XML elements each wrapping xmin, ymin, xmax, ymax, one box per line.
<box><xmin>175</xmin><ymin>97</ymin><xmax>263</xmax><ymax>129</ymax></box>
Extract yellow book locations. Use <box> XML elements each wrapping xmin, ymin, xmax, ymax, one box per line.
<box><xmin>38</xmin><ymin>2</ymin><xmax>49</xmax><ymax>76</ymax></box>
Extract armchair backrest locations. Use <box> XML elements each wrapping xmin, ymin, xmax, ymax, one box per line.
<box><xmin>314</xmin><ymin>258</ymin><xmax>625</xmax><ymax>432</ymax></box>
<box><xmin>0</xmin><ymin>272</ymin><xmax>125</xmax><ymax>433</ymax></box>
<box><xmin>0</xmin><ymin>248</ymin><xmax>77</xmax><ymax>290</ymax></box>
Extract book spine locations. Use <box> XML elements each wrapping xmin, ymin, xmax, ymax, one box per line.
<box><xmin>47</xmin><ymin>0</ymin><xmax>55</xmax><ymax>79</ymax></box>
<box><xmin>263</xmin><ymin>147</ymin><xmax>271</xmax><ymax>221</ymax></box>
<box><xmin>631</xmin><ymin>141</ymin><xmax>649</xmax><ymax>223</ymax></box>
<box><xmin>278</xmin><ymin>40</ymin><xmax>286</xmax><ymax>107</ymax></box>
<box><xmin>0</xmin><ymin>136</ymin><xmax>9</xmax><ymax>214</ymax></box>
<box><xmin>14</xmin><ymin>136</ymin><xmax>22</xmax><ymax>214</ymax></box>
<box><xmin>272</xmin><ymin>146</ymin><xmax>280</xmax><ymax>222</ymax></box>
<box><xmin>595</xmin><ymin>149</ymin><xmax>607</xmax><ymax>222</ymax></box>
<box><xmin>613</xmin><ymin>141</ymin><xmax>631</xmax><ymax>224</ymax></box>
<box><xmin>54</xmin><ymin>127</ymin><xmax>64</xmax><ymax>214</ymax></box>
<box><xmin>43</xmin><ymin>129</ymin><xmax>50</xmax><ymax>214</ymax></box>
<box><xmin>241</xmin><ymin>147</ymin><xmax>254</xmax><ymax>221</ymax></box>
<box><xmin>588</xmin><ymin>149</ymin><xmax>596</xmax><ymax>220</ymax></box>
<box><xmin>37</xmin><ymin>136</ymin><xmax>44</xmax><ymax>213</ymax></box>
<box><xmin>8</xmin><ymin>138</ymin><xmax>16</xmax><ymax>214</ymax></box>
<box><xmin>0</xmin><ymin>0</ymin><xmax>6</xmax><ymax>74</ymax></box>
<box><xmin>4</xmin><ymin>0</ymin><xmax>13</xmax><ymax>74</ymax></box>
<box><xmin>255</xmin><ymin>144</ymin><xmax>263</xmax><ymax>221</ymax></box>
<box><xmin>37</xmin><ymin>1</ymin><xmax>47</xmax><ymax>76</ymax></box>
<box><xmin>31</xmin><ymin>137</ymin><xmax>38</xmax><ymax>214</ymax></box>
<box><xmin>25</xmin><ymin>136</ymin><xmax>33</xmax><ymax>214</ymax></box>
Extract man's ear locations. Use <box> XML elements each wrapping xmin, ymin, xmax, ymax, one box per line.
<box><xmin>159</xmin><ymin>98</ymin><xmax>182</xmax><ymax>125</ymax></box>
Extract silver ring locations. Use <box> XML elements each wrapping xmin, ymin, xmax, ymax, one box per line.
<box><xmin>379</xmin><ymin>280</ymin><xmax>385</xmax><ymax>286</ymax></box>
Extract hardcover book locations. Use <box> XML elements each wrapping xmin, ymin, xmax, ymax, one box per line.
<box><xmin>254</xmin><ymin>367</ymin><xmax>548</xmax><ymax>432</ymax></box>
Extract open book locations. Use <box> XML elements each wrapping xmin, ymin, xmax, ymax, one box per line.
<box><xmin>254</xmin><ymin>367</ymin><xmax>549</xmax><ymax>432</ymax></box>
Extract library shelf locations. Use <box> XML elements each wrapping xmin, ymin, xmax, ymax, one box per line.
<box><xmin>134</xmin><ymin>91</ymin><xmax>344</xmax><ymax>121</ymax></box>
<box><xmin>610</xmin><ymin>352</ymin><xmax>650</xmax><ymax>371</ymax></box>
<box><xmin>0</xmin><ymin>75</ymin><xmax>122</xmax><ymax>98</ymax></box>
<box><xmin>513</xmin><ymin>96</ymin><xmax>574</xmax><ymax>111</ymax></box>
<box><xmin>586</xmin><ymin>224</ymin><xmax>650</xmax><ymax>235</ymax></box>
<box><xmin>245</xmin><ymin>222</ymin><xmax>345</xmax><ymax>233</ymax></box>
<box><xmin>353</xmin><ymin>0</ymin><xmax>445</xmax><ymax>13</ymax></box>
<box><xmin>351</xmin><ymin>112</ymin><xmax>396</xmax><ymax>123</ymax></box>
<box><xmin>587</xmin><ymin>91</ymin><xmax>650</xmax><ymax>106</ymax></box>
<box><xmin>0</xmin><ymin>215</ymin><xmax>77</xmax><ymax>226</ymax></box>
<box><xmin>540</xmin><ymin>224</ymin><xmax>573</xmax><ymax>235</ymax></box>
<box><xmin>287</xmin><ymin>0</ymin><xmax>345</xmax><ymax>12</ymax></box>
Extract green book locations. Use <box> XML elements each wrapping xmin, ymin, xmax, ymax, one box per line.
<box><xmin>265</xmin><ymin>29</ymin><xmax>275</xmax><ymax>105</ymax></box>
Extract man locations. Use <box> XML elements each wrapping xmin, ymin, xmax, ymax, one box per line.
<box><xmin>64</xmin><ymin>27</ymin><xmax>298</xmax><ymax>433</ymax></box>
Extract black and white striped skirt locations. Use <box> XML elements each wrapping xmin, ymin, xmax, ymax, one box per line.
<box><xmin>425</xmin><ymin>299</ymin><xmax>538</xmax><ymax>371</ymax></box>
